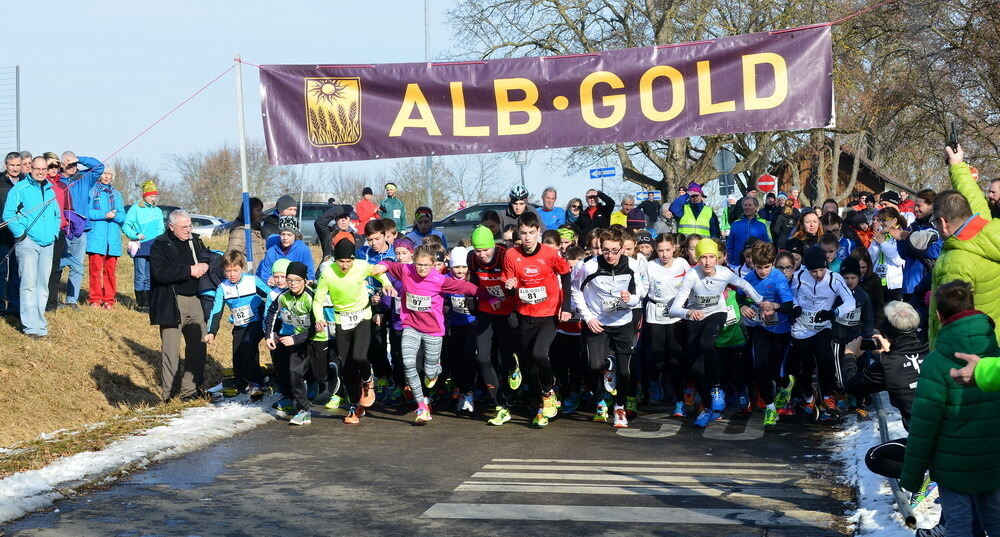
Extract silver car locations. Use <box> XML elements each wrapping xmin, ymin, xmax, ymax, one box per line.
<box><xmin>189</xmin><ymin>214</ymin><xmax>227</xmax><ymax>237</ymax></box>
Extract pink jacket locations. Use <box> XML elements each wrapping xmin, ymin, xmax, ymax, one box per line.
<box><xmin>382</xmin><ymin>261</ymin><xmax>479</xmax><ymax>336</ymax></box>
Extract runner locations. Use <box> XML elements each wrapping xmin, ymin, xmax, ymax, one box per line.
<box><xmin>644</xmin><ymin>233</ymin><xmax>691</xmax><ymax>418</ymax></box>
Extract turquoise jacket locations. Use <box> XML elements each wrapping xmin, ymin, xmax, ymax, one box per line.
<box><xmin>86</xmin><ymin>185</ymin><xmax>126</xmax><ymax>256</ymax></box>
<box><xmin>1</xmin><ymin>177</ymin><xmax>61</xmax><ymax>247</ymax></box>
<box><xmin>122</xmin><ymin>201</ymin><xmax>164</xmax><ymax>242</ymax></box>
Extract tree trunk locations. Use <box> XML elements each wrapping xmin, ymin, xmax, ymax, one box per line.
<box><xmin>842</xmin><ymin>130</ymin><xmax>865</xmax><ymax>203</ymax></box>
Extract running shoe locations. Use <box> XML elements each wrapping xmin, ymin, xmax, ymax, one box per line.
<box><xmin>755</xmin><ymin>391</ymin><xmax>766</xmax><ymax>410</ymax></box>
<box><xmin>778</xmin><ymin>398</ymin><xmax>798</xmax><ymax>418</ymax></box>
<box><xmin>683</xmin><ymin>386</ymin><xmax>696</xmax><ymax>407</ymax></box>
<box><xmin>710</xmin><ymin>386</ymin><xmax>726</xmax><ymax>412</ymax></box>
<box><xmin>763</xmin><ymin>407</ymin><xmax>778</xmax><ymax>427</ymax></box>
<box><xmin>359</xmin><ymin>380</ymin><xmax>376</xmax><ymax>408</ymax></box>
<box><xmin>914</xmin><ymin>523</ymin><xmax>947</xmax><ymax>537</ymax></box>
<box><xmin>248</xmin><ymin>383</ymin><xmax>264</xmax><ymax>399</ymax></box>
<box><xmin>774</xmin><ymin>375</ymin><xmax>796</xmax><ymax>409</ymax></box>
<box><xmin>415</xmin><ymin>402</ymin><xmax>432</xmax><ymax>424</ymax></box>
<box><xmin>488</xmin><ymin>406</ymin><xmax>511</xmax><ymax>426</ymax></box>
<box><xmin>801</xmin><ymin>398</ymin><xmax>818</xmax><ymax>422</ymax></box>
<box><xmin>459</xmin><ymin>394</ymin><xmax>474</xmax><ymax>414</ymax></box>
<box><xmin>343</xmin><ymin>406</ymin><xmax>364</xmax><ymax>425</ymax></box>
<box><xmin>532</xmin><ymin>409</ymin><xmax>549</xmax><ymax>428</ymax></box>
<box><xmin>836</xmin><ymin>393</ymin><xmax>847</xmax><ymax>412</ymax></box>
<box><xmin>735</xmin><ymin>390</ymin><xmax>752</xmax><ymax>416</ymax></box>
<box><xmin>856</xmin><ymin>407</ymin><xmax>871</xmax><ymax>421</ymax></box>
<box><xmin>542</xmin><ymin>390</ymin><xmax>560</xmax><ymax>419</ymax></box>
<box><xmin>561</xmin><ymin>392</ymin><xmax>580</xmax><ymax>414</ymax></box>
<box><xmin>625</xmin><ymin>396</ymin><xmax>638</xmax><ymax>420</ymax></box>
<box><xmin>324</xmin><ymin>394</ymin><xmax>345</xmax><ymax>410</ymax></box>
<box><xmin>508</xmin><ymin>355</ymin><xmax>522</xmax><ymax>390</ymax></box>
<box><xmin>819</xmin><ymin>396</ymin><xmax>839</xmax><ymax>423</ymax></box>
<box><xmin>423</xmin><ymin>376</ymin><xmax>438</xmax><ymax>390</ymax></box>
<box><xmin>612</xmin><ymin>406</ymin><xmax>628</xmax><ymax>428</ymax></box>
<box><xmin>603</xmin><ymin>356</ymin><xmax>617</xmax><ymax>396</ymax></box>
<box><xmin>289</xmin><ymin>409</ymin><xmax>312</xmax><ymax>426</ymax></box>
<box><xmin>593</xmin><ymin>400</ymin><xmax>609</xmax><ymax>422</ymax></box>
<box><xmin>672</xmin><ymin>401</ymin><xmax>686</xmax><ymax>418</ymax></box>
<box><xmin>693</xmin><ymin>409</ymin><xmax>715</xmax><ymax>428</ymax></box>
<box><xmin>374</xmin><ymin>377</ymin><xmax>390</xmax><ymax>401</ymax></box>
<box><xmin>648</xmin><ymin>380</ymin><xmax>664</xmax><ymax>403</ymax></box>
<box><xmin>272</xmin><ymin>398</ymin><xmax>294</xmax><ymax>413</ymax></box>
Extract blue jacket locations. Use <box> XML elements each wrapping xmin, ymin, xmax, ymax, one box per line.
<box><xmin>669</xmin><ymin>194</ymin><xmax>721</xmax><ymax>237</ymax></box>
<box><xmin>122</xmin><ymin>201</ymin><xmax>164</xmax><ymax>242</ymax></box>
<box><xmin>405</xmin><ymin>228</ymin><xmax>448</xmax><ymax>250</ymax></box>
<box><xmin>741</xmin><ymin>267</ymin><xmax>794</xmax><ymax>334</ymax></box>
<box><xmin>86</xmin><ymin>185</ymin><xmax>126</xmax><ymax>256</ymax></box>
<box><xmin>898</xmin><ymin>217</ymin><xmax>942</xmax><ymax>295</ymax></box>
<box><xmin>64</xmin><ymin>156</ymin><xmax>105</xmax><ymax>229</ymax></box>
<box><xmin>206</xmin><ymin>274</ymin><xmax>270</xmax><ymax>335</ymax></box>
<box><xmin>726</xmin><ymin>216</ymin><xmax>771</xmax><ymax>264</ymax></box>
<box><xmin>538</xmin><ymin>207</ymin><xmax>566</xmax><ymax>230</ymax></box>
<box><xmin>256</xmin><ymin>240</ymin><xmax>315</xmax><ymax>282</ymax></box>
<box><xmin>1</xmin><ymin>177</ymin><xmax>61</xmax><ymax>247</ymax></box>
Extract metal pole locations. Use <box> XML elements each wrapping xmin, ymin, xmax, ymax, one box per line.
<box><xmin>872</xmin><ymin>390</ymin><xmax>917</xmax><ymax>528</ymax></box>
<box><xmin>424</xmin><ymin>0</ymin><xmax>433</xmax><ymax>210</ymax></box>
<box><xmin>518</xmin><ymin>163</ymin><xmax>525</xmax><ymax>187</ymax></box>
<box><xmin>235</xmin><ymin>55</ymin><xmax>254</xmax><ymax>269</ymax></box>
<box><xmin>15</xmin><ymin>65</ymin><xmax>20</xmax><ymax>151</ymax></box>
<box><xmin>298</xmin><ymin>164</ymin><xmax>305</xmax><ymax>229</ymax></box>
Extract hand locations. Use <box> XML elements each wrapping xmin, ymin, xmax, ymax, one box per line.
<box><xmin>790</xmin><ymin>305</ymin><xmax>803</xmax><ymax>320</ymax></box>
<box><xmin>373</xmin><ymin>314</ymin><xmax>382</xmax><ymax>327</ymax></box>
<box><xmin>688</xmin><ymin>310</ymin><xmax>705</xmax><ymax>321</ymax></box>
<box><xmin>845</xmin><ymin>336</ymin><xmax>862</xmax><ymax>356</ymax></box>
<box><xmin>872</xmin><ymin>333</ymin><xmax>891</xmax><ymax>353</ymax></box>
<box><xmin>950</xmin><ymin>352</ymin><xmax>981</xmax><ymax>386</ymax></box>
<box><xmin>267</xmin><ymin>276</ymin><xmax>275</xmax><ymax>287</ymax></box>
<box><xmin>619</xmin><ymin>290</ymin><xmax>631</xmax><ymax>303</ymax></box>
<box><xmin>266</xmin><ymin>337</ymin><xmax>277</xmax><ymax>350</ymax></box>
<box><xmin>586</xmin><ymin>318</ymin><xmax>604</xmax><ymax>334</ymax></box>
<box><xmin>279</xmin><ymin>335</ymin><xmax>295</xmax><ymax>347</ymax></box>
<box><xmin>760</xmin><ymin>301</ymin><xmax>778</xmax><ymax>313</ymax></box>
<box><xmin>888</xmin><ymin>227</ymin><xmax>909</xmax><ymax>241</ymax></box>
<box><xmin>505</xmin><ymin>278</ymin><xmax>517</xmax><ymax>290</ymax></box>
<box><xmin>559</xmin><ymin>311</ymin><xmax>572</xmax><ymax>322</ymax></box>
<box><xmin>203</xmin><ymin>333</ymin><xmax>215</xmax><ymax>344</ymax></box>
<box><xmin>740</xmin><ymin>306</ymin><xmax>756</xmax><ymax>320</ymax></box>
<box><xmin>315</xmin><ymin>320</ymin><xmax>327</xmax><ymax>331</ymax></box>
<box><xmin>382</xmin><ymin>286</ymin><xmax>397</xmax><ymax>298</ymax></box>
<box><xmin>814</xmin><ymin>309</ymin><xmax>835</xmax><ymax>323</ymax></box>
<box><xmin>105</xmin><ymin>211</ymin><xmax>115</xmax><ymax>219</ymax></box>
<box><xmin>945</xmin><ymin>144</ymin><xmax>964</xmax><ymax>165</ymax></box>
<box><xmin>137</xmin><ymin>234</ymin><xmax>145</xmax><ymax>241</ymax></box>
<box><xmin>371</xmin><ymin>294</ymin><xmax>380</xmax><ymax>305</ymax></box>
<box><xmin>190</xmin><ymin>263</ymin><xmax>209</xmax><ymax>278</ymax></box>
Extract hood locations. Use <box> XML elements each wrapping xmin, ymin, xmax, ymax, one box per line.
<box><xmin>933</xmin><ymin>311</ymin><xmax>999</xmax><ymax>364</ymax></box>
<box><xmin>944</xmin><ymin>217</ymin><xmax>1000</xmax><ymax>264</ymax></box>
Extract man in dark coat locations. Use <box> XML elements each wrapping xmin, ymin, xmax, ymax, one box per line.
<box><xmin>149</xmin><ymin>209</ymin><xmax>210</xmax><ymax>401</ymax></box>
<box><xmin>575</xmin><ymin>188</ymin><xmax>615</xmax><ymax>237</ymax></box>
<box><xmin>260</xmin><ymin>194</ymin><xmax>297</xmax><ymax>241</ymax></box>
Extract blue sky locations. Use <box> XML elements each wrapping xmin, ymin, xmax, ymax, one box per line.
<box><xmin>3</xmin><ymin>0</ymin><xmax>636</xmax><ymax>210</ymax></box>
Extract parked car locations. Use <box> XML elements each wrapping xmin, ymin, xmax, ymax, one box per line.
<box><xmin>189</xmin><ymin>214</ymin><xmax>227</xmax><ymax>236</ymax></box>
<box><xmin>212</xmin><ymin>202</ymin><xmax>334</xmax><ymax>245</ymax></box>
<box><xmin>433</xmin><ymin>202</ymin><xmax>539</xmax><ymax>247</ymax></box>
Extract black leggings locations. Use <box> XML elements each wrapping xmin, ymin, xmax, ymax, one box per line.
<box><xmin>232</xmin><ymin>322</ymin><xmax>264</xmax><ymax>385</ymax></box>
<box><xmin>336</xmin><ymin>319</ymin><xmax>373</xmax><ymax>405</ymax></box>
<box><xmin>475</xmin><ymin>312</ymin><xmax>513</xmax><ymax>407</ymax></box>
<box><xmin>449</xmin><ymin>323</ymin><xmax>479</xmax><ymax>394</ymax></box>
<box><xmin>516</xmin><ymin>313</ymin><xmax>557</xmax><ymax>397</ymax></box>
<box><xmin>647</xmin><ymin>322</ymin><xmax>686</xmax><ymax>401</ymax></box>
<box><xmin>751</xmin><ymin>328</ymin><xmax>791</xmax><ymax>404</ymax></box>
<box><xmin>686</xmin><ymin>311</ymin><xmax>727</xmax><ymax>407</ymax></box>
<box><xmin>583</xmin><ymin>323</ymin><xmax>636</xmax><ymax>405</ymax></box>
<box><xmin>271</xmin><ymin>345</ymin><xmax>292</xmax><ymax>398</ymax></box>
<box><xmin>289</xmin><ymin>340</ymin><xmax>328</xmax><ymax>411</ymax></box>
<box><xmin>792</xmin><ymin>328</ymin><xmax>836</xmax><ymax>400</ymax></box>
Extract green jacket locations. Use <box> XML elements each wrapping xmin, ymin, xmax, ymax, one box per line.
<box><xmin>379</xmin><ymin>196</ymin><xmax>406</xmax><ymax>229</ymax></box>
<box><xmin>715</xmin><ymin>289</ymin><xmax>746</xmax><ymax>348</ymax></box>
<box><xmin>929</xmin><ymin>163</ymin><xmax>1000</xmax><ymax>343</ymax></box>
<box><xmin>900</xmin><ymin>311</ymin><xmax>1000</xmax><ymax>494</ymax></box>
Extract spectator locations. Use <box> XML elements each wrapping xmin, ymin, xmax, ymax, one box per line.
<box><xmin>652</xmin><ymin>203</ymin><xmax>676</xmax><ymax>235</ymax></box>
<box><xmin>726</xmin><ymin>196</ymin><xmax>771</xmax><ymax>265</ymax></box>
<box><xmin>1</xmin><ymin>156</ymin><xmax>61</xmax><ymax>337</ymax></box>
<box><xmin>260</xmin><ymin>194</ymin><xmax>297</xmax><ymax>240</ymax></box>
<box><xmin>43</xmin><ymin>155</ymin><xmax>72</xmax><ymax>312</ymax></box>
<box><xmin>671</xmin><ymin>182</ymin><xmax>721</xmax><ymax>238</ymax></box>
<box><xmin>858</xmin><ymin>193</ymin><xmax>878</xmax><ymax>223</ymax></box>
<box><xmin>791</xmin><ymin>210</ymin><xmax>821</xmax><ymax>248</ymax></box>
<box><xmin>226</xmin><ymin>196</ymin><xmax>265</xmax><ymax>269</ymax></box>
<box><xmin>771</xmin><ymin>198</ymin><xmax>797</xmax><ymax>249</ymax></box>
<box><xmin>379</xmin><ymin>182</ymin><xmax>406</xmax><ymax>230</ymax></box>
<box><xmin>257</xmin><ymin>216</ymin><xmax>315</xmax><ymax>284</ymax></box>
<box><xmin>498</xmin><ymin>185</ymin><xmax>541</xmax><ymax>232</ymax></box>
<box><xmin>405</xmin><ymin>206</ymin><xmax>448</xmax><ymax>249</ymax></box>
<box><xmin>355</xmin><ymin>186</ymin><xmax>380</xmax><ymax>225</ymax></box>
<box><xmin>313</xmin><ymin>197</ymin><xmax>340</xmax><ymax>258</ymax></box>
<box><xmin>480</xmin><ymin>210</ymin><xmax>502</xmax><ymax>239</ymax></box>
<box><xmin>610</xmin><ymin>195</ymin><xmax>634</xmax><ymax>227</ymax></box>
<box><xmin>575</xmin><ymin>188</ymin><xmax>615</xmax><ymax>237</ymax></box>
<box><xmin>55</xmin><ymin>152</ymin><xmax>105</xmax><ymax>310</ymax></box>
<box><xmin>123</xmin><ymin>181</ymin><xmax>166</xmax><ymax>313</ymax></box>
<box><xmin>149</xmin><ymin>210</ymin><xmax>210</xmax><ymax>401</ymax></box>
<box><xmin>851</xmin><ymin>245</ymin><xmax>886</xmax><ymax>330</ymax></box>
<box><xmin>564</xmin><ymin>197</ymin><xmax>582</xmax><ymax>224</ymax></box>
<box><xmin>0</xmin><ymin>151</ymin><xmax>25</xmax><ymax>315</ymax></box>
<box><xmin>759</xmin><ymin>192</ymin><xmax>778</xmax><ymax>222</ymax></box>
<box><xmin>537</xmin><ymin>187</ymin><xmax>566</xmax><ymax>229</ymax></box>
<box><xmin>988</xmin><ymin>178</ymin><xmax>1000</xmax><ymax>220</ymax></box>
<box><xmin>85</xmin><ymin>170</ymin><xmax>125</xmax><ymax>308</ymax></box>
<box><xmin>898</xmin><ymin>189</ymin><xmax>915</xmax><ymax>215</ymax></box>
<box><xmin>897</xmin><ymin>189</ymin><xmax>940</xmax><ymax>313</ymax></box>
<box><xmin>900</xmin><ymin>280</ymin><xmax>1000</xmax><ymax>537</ymax></box>
<box><xmin>879</xmin><ymin>191</ymin><xmax>914</xmax><ymax>225</ymax></box>
<box><xmin>790</xmin><ymin>187</ymin><xmax>803</xmax><ymax>209</ymax></box>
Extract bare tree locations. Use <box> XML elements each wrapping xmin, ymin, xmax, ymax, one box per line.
<box><xmin>111</xmin><ymin>158</ymin><xmax>163</xmax><ymax>205</ymax></box>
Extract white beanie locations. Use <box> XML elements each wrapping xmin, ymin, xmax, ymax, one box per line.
<box><xmin>449</xmin><ymin>246</ymin><xmax>469</xmax><ymax>268</ymax></box>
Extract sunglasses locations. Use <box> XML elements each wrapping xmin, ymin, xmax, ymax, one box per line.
<box><xmin>47</xmin><ymin>164</ymin><xmax>60</xmax><ymax>169</ymax></box>
<box><xmin>570</xmin><ymin>204</ymin><xmax>581</xmax><ymax>209</ymax></box>
<box><xmin>64</xmin><ymin>162</ymin><xmax>79</xmax><ymax>168</ymax></box>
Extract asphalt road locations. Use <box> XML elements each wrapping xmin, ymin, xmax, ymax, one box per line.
<box><xmin>2</xmin><ymin>402</ymin><xmax>852</xmax><ymax>537</ymax></box>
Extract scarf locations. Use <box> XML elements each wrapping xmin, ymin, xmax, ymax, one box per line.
<box><xmin>91</xmin><ymin>182</ymin><xmax>118</xmax><ymax>213</ymax></box>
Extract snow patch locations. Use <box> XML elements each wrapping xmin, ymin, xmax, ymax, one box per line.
<box><xmin>0</xmin><ymin>400</ymin><xmax>276</xmax><ymax>523</ymax></box>
<box><xmin>831</xmin><ymin>405</ymin><xmax>940</xmax><ymax>535</ymax></box>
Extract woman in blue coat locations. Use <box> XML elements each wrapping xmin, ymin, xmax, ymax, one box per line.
<box><xmin>86</xmin><ymin>170</ymin><xmax>126</xmax><ymax>308</ymax></box>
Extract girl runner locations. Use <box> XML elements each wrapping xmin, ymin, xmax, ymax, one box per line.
<box><xmin>644</xmin><ymin>233</ymin><xmax>691</xmax><ymax>417</ymax></box>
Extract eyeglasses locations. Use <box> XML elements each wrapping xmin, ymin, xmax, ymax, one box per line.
<box><xmin>286</xmin><ymin>276</ymin><xmax>305</xmax><ymax>283</ymax></box>
<box><xmin>601</xmin><ymin>248</ymin><xmax>622</xmax><ymax>255</ymax></box>
<box><xmin>64</xmin><ymin>162</ymin><xmax>79</xmax><ymax>168</ymax></box>
<box><xmin>171</xmin><ymin>224</ymin><xmax>193</xmax><ymax>230</ymax></box>
<box><xmin>570</xmin><ymin>204</ymin><xmax>581</xmax><ymax>209</ymax></box>
<box><xmin>776</xmin><ymin>265</ymin><xmax>794</xmax><ymax>271</ymax></box>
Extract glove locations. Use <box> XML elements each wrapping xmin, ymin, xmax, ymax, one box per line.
<box><xmin>814</xmin><ymin>309</ymin><xmax>835</xmax><ymax>323</ymax></box>
<box><xmin>790</xmin><ymin>305</ymin><xmax>803</xmax><ymax>320</ymax></box>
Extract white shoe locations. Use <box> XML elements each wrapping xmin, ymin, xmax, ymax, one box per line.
<box><xmin>612</xmin><ymin>405</ymin><xmax>628</xmax><ymax>428</ymax></box>
<box><xmin>459</xmin><ymin>394</ymin><xmax>474</xmax><ymax>413</ymax></box>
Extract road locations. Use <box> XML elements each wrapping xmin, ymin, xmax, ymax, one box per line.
<box><xmin>2</xmin><ymin>402</ymin><xmax>852</xmax><ymax>537</ymax></box>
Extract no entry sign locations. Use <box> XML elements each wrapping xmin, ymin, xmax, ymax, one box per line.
<box><xmin>757</xmin><ymin>173</ymin><xmax>777</xmax><ymax>192</ymax></box>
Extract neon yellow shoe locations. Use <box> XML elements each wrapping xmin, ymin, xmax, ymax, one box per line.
<box><xmin>542</xmin><ymin>391</ymin><xmax>560</xmax><ymax>419</ymax></box>
<box><xmin>763</xmin><ymin>407</ymin><xmax>778</xmax><ymax>427</ymax></box>
<box><xmin>424</xmin><ymin>376</ymin><xmax>438</xmax><ymax>390</ymax></box>
<box><xmin>508</xmin><ymin>355</ymin><xmax>522</xmax><ymax>391</ymax></box>
<box><xmin>775</xmin><ymin>375</ymin><xmax>796</xmax><ymax>409</ymax></box>
<box><xmin>488</xmin><ymin>406</ymin><xmax>511</xmax><ymax>426</ymax></box>
<box><xmin>532</xmin><ymin>409</ymin><xmax>549</xmax><ymax>428</ymax></box>
<box><xmin>324</xmin><ymin>394</ymin><xmax>344</xmax><ymax>410</ymax></box>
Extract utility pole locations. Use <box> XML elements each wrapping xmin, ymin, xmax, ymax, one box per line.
<box><xmin>514</xmin><ymin>151</ymin><xmax>527</xmax><ymax>188</ymax></box>
<box><xmin>424</xmin><ymin>0</ymin><xmax>433</xmax><ymax>210</ymax></box>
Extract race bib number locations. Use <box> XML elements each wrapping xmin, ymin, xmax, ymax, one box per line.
<box><xmin>691</xmin><ymin>294</ymin><xmax>720</xmax><ymax>309</ymax></box>
<box><xmin>231</xmin><ymin>304</ymin><xmax>253</xmax><ymax>327</ymax></box>
<box><xmin>393</xmin><ymin>209</ymin><xmax>401</xmax><ymax>219</ymax></box>
<box><xmin>874</xmin><ymin>264</ymin><xmax>887</xmax><ymax>278</ymax></box>
<box><xmin>796</xmin><ymin>310</ymin><xmax>826</xmax><ymax>331</ymax></box>
<box><xmin>602</xmin><ymin>297</ymin><xmax>629</xmax><ymax>314</ymax></box>
<box><xmin>724</xmin><ymin>304</ymin><xmax>738</xmax><ymax>327</ymax></box>
<box><xmin>337</xmin><ymin>309</ymin><xmax>364</xmax><ymax>330</ymax></box>
<box><xmin>839</xmin><ymin>308</ymin><xmax>861</xmax><ymax>326</ymax></box>
<box><xmin>281</xmin><ymin>310</ymin><xmax>311</xmax><ymax>328</ymax></box>
<box><xmin>519</xmin><ymin>286</ymin><xmax>547</xmax><ymax>304</ymax></box>
<box><xmin>406</xmin><ymin>293</ymin><xmax>432</xmax><ymax>312</ymax></box>
<box><xmin>761</xmin><ymin>309</ymin><xmax>779</xmax><ymax>327</ymax></box>
<box><xmin>450</xmin><ymin>296</ymin><xmax>471</xmax><ymax>315</ymax></box>
<box><xmin>486</xmin><ymin>285</ymin><xmax>505</xmax><ymax>299</ymax></box>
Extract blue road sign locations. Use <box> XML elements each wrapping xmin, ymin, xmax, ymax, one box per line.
<box><xmin>589</xmin><ymin>167</ymin><xmax>616</xmax><ymax>179</ymax></box>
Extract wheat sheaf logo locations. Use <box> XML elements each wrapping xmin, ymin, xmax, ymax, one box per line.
<box><xmin>305</xmin><ymin>77</ymin><xmax>361</xmax><ymax>148</ymax></box>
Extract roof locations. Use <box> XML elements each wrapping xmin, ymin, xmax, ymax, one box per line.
<box><xmin>838</xmin><ymin>145</ymin><xmax>916</xmax><ymax>195</ymax></box>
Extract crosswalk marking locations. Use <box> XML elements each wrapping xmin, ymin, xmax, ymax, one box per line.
<box><xmin>470</xmin><ymin>471</ymin><xmax>821</xmax><ymax>485</ymax></box>
<box><xmin>480</xmin><ymin>463</ymin><xmax>807</xmax><ymax>476</ymax></box>
<box><xmin>457</xmin><ymin>481</ymin><xmax>824</xmax><ymax>499</ymax></box>
<box><xmin>489</xmin><ymin>458</ymin><xmax>789</xmax><ymax>468</ymax></box>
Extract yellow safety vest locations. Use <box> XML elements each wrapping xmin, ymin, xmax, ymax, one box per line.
<box><xmin>678</xmin><ymin>204</ymin><xmax>713</xmax><ymax>236</ymax></box>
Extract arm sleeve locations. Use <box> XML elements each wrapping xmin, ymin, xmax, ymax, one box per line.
<box><xmin>312</xmin><ymin>274</ymin><xmax>330</xmax><ymax>322</ymax></box>
<box><xmin>950</xmin><ymin>163</ymin><xmax>990</xmax><ymax>217</ymax></box>
<box><xmin>112</xmin><ymin>193</ymin><xmax>126</xmax><ymax>223</ymax></box>
<box><xmin>899</xmin><ymin>368</ymin><xmax>947</xmax><ymax>492</ymax></box>
<box><xmin>730</xmin><ymin>272</ymin><xmax>763</xmax><ymax>303</ymax></box>
<box><xmin>560</xmin><ymin>272</ymin><xmax>573</xmax><ymax>312</ymax></box>
<box><xmin>976</xmin><ymin>357</ymin><xmax>1000</xmax><ymax>392</ymax></box>
<box><xmin>441</xmin><ymin>277</ymin><xmax>478</xmax><ymax>297</ymax></box>
<box><xmin>77</xmin><ymin>157</ymin><xmax>105</xmax><ymax>188</ymax></box>
<box><xmin>668</xmin><ymin>273</ymin><xmax>695</xmax><ymax>318</ymax></box>
<box><xmin>710</xmin><ymin>213</ymin><xmax>721</xmax><ymax>239</ymax></box>
<box><xmin>88</xmin><ymin>194</ymin><xmax>105</xmax><ymax>221</ymax></box>
<box><xmin>571</xmin><ymin>264</ymin><xmax>595</xmax><ymax>322</ymax></box>
<box><xmin>263</xmin><ymin>294</ymin><xmax>282</xmax><ymax>338</ymax></box>
<box><xmin>2</xmin><ymin>188</ymin><xmax>24</xmax><ymax>238</ymax></box>
<box><xmin>832</xmin><ymin>277</ymin><xmax>856</xmax><ymax>317</ymax></box>
<box><xmin>257</xmin><ymin>249</ymin><xmax>275</xmax><ymax>282</ymax></box>
<box><xmin>122</xmin><ymin>206</ymin><xmax>140</xmax><ymax>239</ymax></box>
<box><xmin>669</xmin><ymin>194</ymin><xmax>689</xmax><ymax>220</ymax></box>
<box><xmin>597</xmin><ymin>191</ymin><xmax>615</xmax><ymax>208</ymax></box>
<box><xmin>206</xmin><ymin>285</ymin><xmax>226</xmax><ymax>335</ymax></box>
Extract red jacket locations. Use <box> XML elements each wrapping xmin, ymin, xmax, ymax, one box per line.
<box><xmin>47</xmin><ymin>176</ymin><xmax>70</xmax><ymax>230</ymax></box>
<box><xmin>355</xmin><ymin>198</ymin><xmax>379</xmax><ymax>226</ymax></box>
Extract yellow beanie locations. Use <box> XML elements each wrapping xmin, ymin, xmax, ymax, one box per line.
<box><xmin>695</xmin><ymin>238</ymin><xmax>720</xmax><ymax>259</ymax></box>
<box><xmin>141</xmin><ymin>181</ymin><xmax>159</xmax><ymax>196</ymax></box>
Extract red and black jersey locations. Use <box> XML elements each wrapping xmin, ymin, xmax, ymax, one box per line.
<box><xmin>501</xmin><ymin>243</ymin><xmax>571</xmax><ymax>318</ymax></box>
<box><xmin>468</xmin><ymin>244</ymin><xmax>515</xmax><ymax>316</ymax></box>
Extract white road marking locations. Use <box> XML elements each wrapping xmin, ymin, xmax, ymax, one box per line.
<box><xmin>470</xmin><ymin>471</ymin><xmax>823</xmax><ymax>486</ymax></box>
<box><xmin>456</xmin><ymin>481</ymin><xmax>823</xmax><ymax>499</ymax></box>
<box><xmin>481</xmin><ymin>464</ymin><xmax>805</xmax><ymax>476</ymax></box>
<box><xmin>489</xmin><ymin>458</ymin><xmax>790</xmax><ymax>468</ymax></box>
<box><xmin>702</xmin><ymin>416</ymin><xmax>765</xmax><ymax>440</ymax></box>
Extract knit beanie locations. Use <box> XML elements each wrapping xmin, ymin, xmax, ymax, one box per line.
<box><xmin>695</xmin><ymin>238</ymin><xmax>719</xmax><ymax>258</ymax></box>
<box><xmin>785</xmin><ymin>238</ymin><xmax>806</xmax><ymax>257</ymax></box>
<box><xmin>449</xmin><ymin>247</ymin><xmax>469</xmax><ymax>268</ymax></box>
<box><xmin>333</xmin><ymin>231</ymin><xmax>356</xmax><ymax>259</ymax></box>
<box><xmin>803</xmin><ymin>246</ymin><xmax>827</xmax><ymax>270</ymax></box>
<box><xmin>275</xmin><ymin>195</ymin><xmax>296</xmax><ymax>213</ymax></box>
<box><xmin>271</xmin><ymin>258</ymin><xmax>291</xmax><ymax>275</ymax></box>
<box><xmin>278</xmin><ymin>215</ymin><xmax>300</xmax><ymax>235</ymax></box>
<box><xmin>840</xmin><ymin>256</ymin><xmax>861</xmax><ymax>277</ymax></box>
<box><xmin>141</xmin><ymin>181</ymin><xmax>158</xmax><ymax>197</ymax></box>
<box><xmin>471</xmin><ymin>225</ymin><xmax>496</xmax><ymax>250</ymax></box>
<box><xmin>393</xmin><ymin>237</ymin><xmax>415</xmax><ymax>252</ymax></box>
<box><xmin>286</xmin><ymin>261</ymin><xmax>308</xmax><ymax>281</ymax></box>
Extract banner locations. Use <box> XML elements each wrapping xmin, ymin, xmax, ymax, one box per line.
<box><xmin>260</xmin><ymin>26</ymin><xmax>833</xmax><ymax>166</ymax></box>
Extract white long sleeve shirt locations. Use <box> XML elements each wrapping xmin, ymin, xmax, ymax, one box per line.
<box><xmin>790</xmin><ymin>269</ymin><xmax>856</xmax><ymax>339</ymax></box>
<box><xmin>669</xmin><ymin>265</ymin><xmax>763</xmax><ymax>319</ymax></box>
<box><xmin>571</xmin><ymin>255</ymin><xmax>643</xmax><ymax>327</ymax></box>
<box><xmin>868</xmin><ymin>237</ymin><xmax>904</xmax><ymax>290</ymax></box>
<box><xmin>645</xmin><ymin>257</ymin><xmax>690</xmax><ymax>325</ymax></box>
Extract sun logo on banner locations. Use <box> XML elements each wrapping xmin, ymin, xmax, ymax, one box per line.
<box><xmin>305</xmin><ymin>77</ymin><xmax>362</xmax><ymax>147</ymax></box>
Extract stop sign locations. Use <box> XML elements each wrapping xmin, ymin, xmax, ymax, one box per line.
<box><xmin>971</xmin><ymin>167</ymin><xmax>980</xmax><ymax>182</ymax></box>
<box><xmin>757</xmin><ymin>173</ymin><xmax>777</xmax><ymax>192</ymax></box>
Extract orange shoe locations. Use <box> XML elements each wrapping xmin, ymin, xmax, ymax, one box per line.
<box><xmin>359</xmin><ymin>380</ymin><xmax>376</xmax><ymax>408</ymax></box>
<box><xmin>343</xmin><ymin>406</ymin><xmax>365</xmax><ymax>424</ymax></box>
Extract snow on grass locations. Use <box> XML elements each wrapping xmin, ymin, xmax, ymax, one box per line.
<box><xmin>0</xmin><ymin>399</ymin><xmax>276</xmax><ymax>523</ymax></box>
<box><xmin>831</xmin><ymin>403</ymin><xmax>940</xmax><ymax>535</ymax></box>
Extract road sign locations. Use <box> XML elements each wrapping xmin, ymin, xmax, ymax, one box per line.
<box><xmin>757</xmin><ymin>173</ymin><xmax>777</xmax><ymax>192</ymax></box>
<box><xmin>589</xmin><ymin>167</ymin><xmax>616</xmax><ymax>179</ymax></box>
<box><xmin>635</xmin><ymin>191</ymin><xmax>662</xmax><ymax>202</ymax></box>
<box><xmin>714</xmin><ymin>149</ymin><xmax>737</xmax><ymax>173</ymax></box>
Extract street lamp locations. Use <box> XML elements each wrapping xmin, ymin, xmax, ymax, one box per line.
<box><xmin>514</xmin><ymin>150</ymin><xmax>528</xmax><ymax>188</ymax></box>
